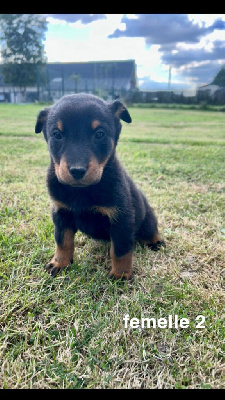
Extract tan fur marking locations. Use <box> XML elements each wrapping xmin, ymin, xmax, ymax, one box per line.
<box><xmin>51</xmin><ymin>197</ymin><xmax>71</xmax><ymax>212</ymax></box>
<box><xmin>91</xmin><ymin>120</ymin><xmax>101</xmax><ymax>130</ymax></box>
<box><xmin>54</xmin><ymin>158</ymin><xmax>76</xmax><ymax>186</ymax></box>
<box><xmin>85</xmin><ymin>156</ymin><xmax>103</xmax><ymax>183</ymax></box>
<box><xmin>99</xmin><ymin>151</ymin><xmax>112</xmax><ymax>169</ymax></box>
<box><xmin>115</xmin><ymin>105</ymin><xmax>125</xmax><ymax>119</ymax></box>
<box><xmin>92</xmin><ymin>206</ymin><xmax>119</xmax><ymax>222</ymax></box>
<box><xmin>80</xmin><ymin>154</ymin><xmax>112</xmax><ymax>186</ymax></box>
<box><xmin>57</xmin><ymin>120</ymin><xmax>63</xmax><ymax>131</ymax></box>
<box><xmin>141</xmin><ymin>232</ymin><xmax>162</xmax><ymax>246</ymax></box>
<box><xmin>109</xmin><ymin>241</ymin><xmax>133</xmax><ymax>280</ymax></box>
<box><xmin>54</xmin><ymin>157</ymin><xmax>103</xmax><ymax>187</ymax></box>
<box><xmin>39</xmin><ymin>115</ymin><xmax>47</xmax><ymax>123</ymax></box>
<box><xmin>54</xmin><ymin>151</ymin><xmax>114</xmax><ymax>187</ymax></box>
<box><xmin>48</xmin><ymin>229</ymin><xmax>75</xmax><ymax>271</ymax></box>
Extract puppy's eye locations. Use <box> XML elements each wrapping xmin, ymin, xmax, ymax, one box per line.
<box><xmin>53</xmin><ymin>130</ymin><xmax>63</xmax><ymax>140</ymax></box>
<box><xmin>95</xmin><ymin>130</ymin><xmax>105</xmax><ymax>139</ymax></box>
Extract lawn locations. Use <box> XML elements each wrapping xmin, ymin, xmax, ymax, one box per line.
<box><xmin>0</xmin><ymin>103</ymin><xmax>224</xmax><ymax>389</ymax></box>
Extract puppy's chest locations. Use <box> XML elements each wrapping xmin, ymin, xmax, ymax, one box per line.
<box><xmin>52</xmin><ymin>196</ymin><xmax>119</xmax><ymax>223</ymax></box>
<box><xmin>90</xmin><ymin>205</ymin><xmax>119</xmax><ymax>222</ymax></box>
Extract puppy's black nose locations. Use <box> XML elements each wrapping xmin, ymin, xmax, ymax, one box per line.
<box><xmin>69</xmin><ymin>166</ymin><xmax>87</xmax><ymax>180</ymax></box>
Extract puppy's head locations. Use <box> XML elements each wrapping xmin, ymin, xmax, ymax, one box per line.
<box><xmin>35</xmin><ymin>94</ymin><xmax>131</xmax><ymax>187</ymax></box>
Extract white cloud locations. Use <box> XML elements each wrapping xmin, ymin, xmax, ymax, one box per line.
<box><xmin>45</xmin><ymin>15</ymin><xmax>149</xmax><ymax>67</ymax></box>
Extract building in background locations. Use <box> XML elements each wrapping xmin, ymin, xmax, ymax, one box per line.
<box><xmin>0</xmin><ymin>60</ymin><xmax>137</xmax><ymax>103</ymax></box>
<box><xmin>46</xmin><ymin>60</ymin><xmax>137</xmax><ymax>101</ymax></box>
<box><xmin>196</xmin><ymin>83</ymin><xmax>225</xmax><ymax>104</ymax></box>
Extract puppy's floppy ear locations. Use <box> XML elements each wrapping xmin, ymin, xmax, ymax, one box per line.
<box><xmin>110</xmin><ymin>100</ymin><xmax>132</xmax><ymax>123</ymax></box>
<box><xmin>35</xmin><ymin>107</ymin><xmax>50</xmax><ymax>133</ymax></box>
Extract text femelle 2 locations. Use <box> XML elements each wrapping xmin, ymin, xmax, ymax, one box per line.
<box><xmin>123</xmin><ymin>314</ymin><xmax>205</xmax><ymax>329</ymax></box>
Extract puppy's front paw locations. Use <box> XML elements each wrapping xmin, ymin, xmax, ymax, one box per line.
<box><xmin>109</xmin><ymin>269</ymin><xmax>134</xmax><ymax>281</ymax></box>
<box><xmin>45</xmin><ymin>258</ymin><xmax>73</xmax><ymax>277</ymax></box>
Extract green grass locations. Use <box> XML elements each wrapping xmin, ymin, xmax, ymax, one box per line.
<box><xmin>0</xmin><ymin>104</ymin><xmax>224</xmax><ymax>389</ymax></box>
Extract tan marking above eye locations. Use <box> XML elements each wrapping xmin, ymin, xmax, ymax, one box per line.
<box><xmin>91</xmin><ymin>120</ymin><xmax>101</xmax><ymax>130</ymax></box>
<box><xmin>57</xmin><ymin>120</ymin><xmax>63</xmax><ymax>132</ymax></box>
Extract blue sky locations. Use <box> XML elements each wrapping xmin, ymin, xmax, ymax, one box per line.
<box><xmin>44</xmin><ymin>14</ymin><xmax>225</xmax><ymax>92</ymax></box>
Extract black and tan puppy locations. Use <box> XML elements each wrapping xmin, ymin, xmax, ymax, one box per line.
<box><xmin>35</xmin><ymin>94</ymin><xmax>165</xmax><ymax>280</ymax></box>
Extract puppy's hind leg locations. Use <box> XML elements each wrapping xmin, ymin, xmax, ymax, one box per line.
<box><xmin>138</xmin><ymin>204</ymin><xmax>165</xmax><ymax>251</ymax></box>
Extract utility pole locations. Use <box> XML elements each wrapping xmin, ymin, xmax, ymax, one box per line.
<box><xmin>168</xmin><ymin>66</ymin><xmax>172</xmax><ymax>91</ymax></box>
<box><xmin>167</xmin><ymin>66</ymin><xmax>172</xmax><ymax>103</ymax></box>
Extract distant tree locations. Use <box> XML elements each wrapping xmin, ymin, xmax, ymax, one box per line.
<box><xmin>0</xmin><ymin>14</ymin><xmax>48</xmax><ymax>95</ymax></box>
<box><xmin>212</xmin><ymin>66</ymin><xmax>225</xmax><ymax>87</ymax></box>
